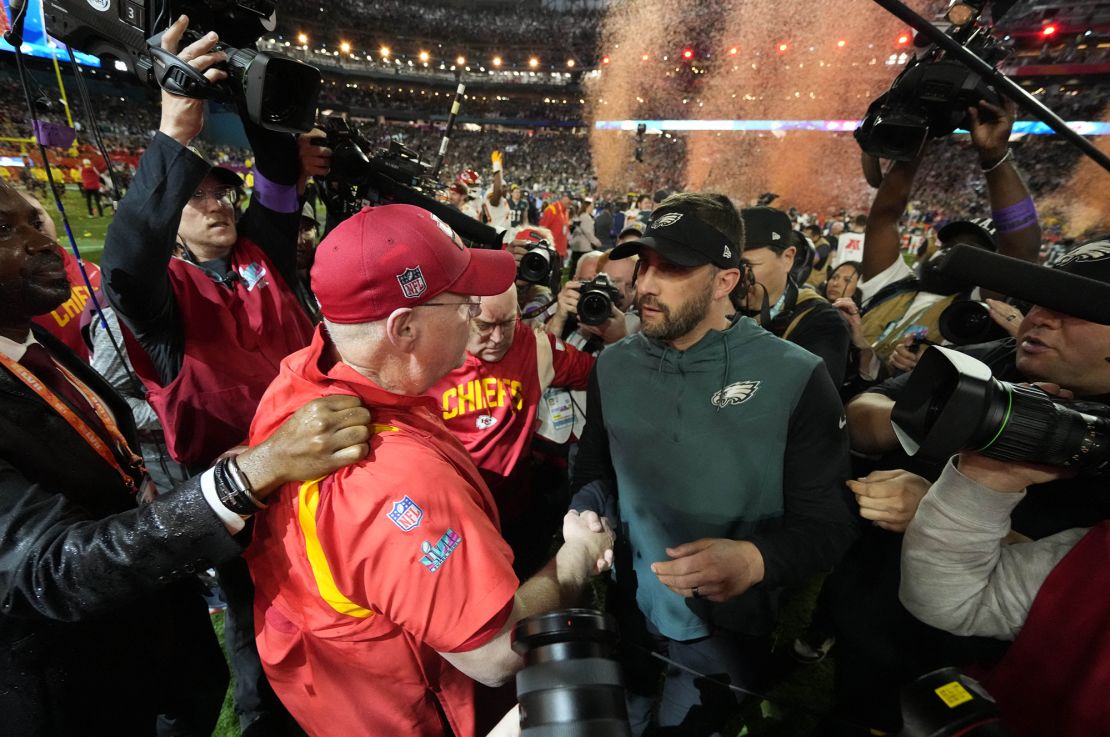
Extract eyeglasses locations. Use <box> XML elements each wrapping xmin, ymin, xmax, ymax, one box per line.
<box><xmin>420</xmin><ymin>300</ymin><xmax>482</xmax><ymax>318</ymax></box>
<box><xmin>190</xmin><ymin>187</ymin><xmax>241</xmax><ymax>208</ymax></box>
<box><xmin>472</xmin><ymin>316</ymin><xmax>519</xmax><ymax>336</ymax></box>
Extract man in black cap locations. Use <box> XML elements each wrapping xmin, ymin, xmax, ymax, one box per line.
<box><xmin>855</xmin><ymin>99</ymin><xmax>1040</xmax><ymax>379</ymax></box>
<box><xmin>739</xmin><ymin>206</ymin><xmax>851</xmax><ymax>387</ymax></box>
<box><xmin>570</xmin><ymin>192</ymin><xmax>858</xmax><ymax>736</ymax></box>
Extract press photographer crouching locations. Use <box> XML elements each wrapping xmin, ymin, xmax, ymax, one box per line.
<box><xmin>896</xmin><ymin>240</ymin><xmax>1110</xmax><ymax>737</ymax></box>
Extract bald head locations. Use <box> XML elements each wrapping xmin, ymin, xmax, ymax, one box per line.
<box><xmin>575</xmin><ymin>251</ymin><xmax>605</xmax><ymax>281</ymax></box>
<box><xmin>468</xmin><ymin>285</ymin><xmax>520</xmax><ymax>363</ymax></box>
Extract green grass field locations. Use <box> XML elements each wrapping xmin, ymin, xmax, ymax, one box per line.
<box><xmin>37</xmin><ymin>185</ymin><xmax>836</xmax><ymax>737</ymax></box>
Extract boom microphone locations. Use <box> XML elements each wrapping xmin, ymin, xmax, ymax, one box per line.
<box><xmin>934</xmin><ymin>245</ymin><xmax>1110</xmax><ymax>325</ymax></box>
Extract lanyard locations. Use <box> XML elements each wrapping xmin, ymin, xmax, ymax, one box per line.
<box><xmin>0</xmin><ymin>351</ymin><xmax>146</xmax><ymax>494</ymax></box>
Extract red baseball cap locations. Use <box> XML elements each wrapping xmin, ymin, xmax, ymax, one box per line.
<box><xmin>311</xmin><ymin>204</ymin><xmax>516</xmax><ymax>324</ymax></box>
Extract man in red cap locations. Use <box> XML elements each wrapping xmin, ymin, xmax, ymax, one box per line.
<box><xmin>247</xmin><ymin>203</ymin><xmax>616</xmax><ymax>737</ymax></box>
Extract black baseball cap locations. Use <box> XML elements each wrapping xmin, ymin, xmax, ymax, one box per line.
<box><xmin>740</xmin><ymin>206</ymin><xmax>792</xmax><ymax>252</ymax></box>
<box><xmin>610</xmin><ymin>207</ymin><xmax>740</xmax><ymax>268</ymax></box>
<box><xmin>937</xmin><ymin>218</ymin><xmax>997</xmax><ymax>251</ymax></box>
<box><xmin>208</xmin><ymin>165</ymin><xmax>244</xmax><ymax>188</ymax></box>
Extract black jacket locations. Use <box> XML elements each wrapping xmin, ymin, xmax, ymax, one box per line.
<box><xmin>0</xmin><ymin>327</ymin><xmax>241</xmax><ymax>736</ymax></box>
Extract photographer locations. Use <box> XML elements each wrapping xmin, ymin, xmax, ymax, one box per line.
<box><xmin>428</xmin><ymin>284</ymin><xmax>595</xmax><ymax>576</ymax></box>
<box><xmin>98</xmin><ymin>17</ymin><xmax>328</xmax><ymax>735</ymax></box>
<box><xmin>816</xmin><ymin>238</ymin><xmax>1110</xmax><ymax>733</ymax></box>
<box><xmin>856</xmin><ymin>100</ymin><xmax>1040</xmax><ymax>377</ymax></box>
<box><xmin>738</xmin><ymin>206</ymin><xmax>851</xmax><ymax>387</ymax></box>
<box><xmin>901</xmin><ymin>447</ymin><xmax>1107</xmax><ymax>737</ymax></box>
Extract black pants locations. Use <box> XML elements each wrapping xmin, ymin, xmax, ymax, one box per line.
<box><xmin>83</xmin><ymin>187</ymin><xmax>103</xmax><ymax>216</ymax></box>
<box><xmin>612</xmin><ymin>587</ymin><xmax>771</xmax><ymax>737</ymax></box>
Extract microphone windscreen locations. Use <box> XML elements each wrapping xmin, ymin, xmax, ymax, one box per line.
<box><xmin>935</xmin><ymin>245</ymin><xmax>1110</xmax><ymax>325</ymax></box>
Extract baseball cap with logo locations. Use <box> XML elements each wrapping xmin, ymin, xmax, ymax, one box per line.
<box><xmin>937</xmin><ymin>218</ymin><xmax>997</xmax><ymax>251</ymax></box>
<box><xmin>208</xmin><ymin>165</ymin><xmax>245</xmax><ymax>188</ymax></box>
<box><xmin>610</xmin><ymin>207</ymin><xmax>740</xmax><ymax>268</ymax></box>
<box><xmin>740</xmin><ymin>206</ymin><xmax>793</xmax><ymax>252</ymax></box>
<box><xmin>1052</xmin><ymin>236</ymin><xmax>1110</xmax><ymax>283</ymax></box>
<box><xmin>311</xmin><ymin>204</ymin><xmax>517</xmax><ymax>324</ymax></box>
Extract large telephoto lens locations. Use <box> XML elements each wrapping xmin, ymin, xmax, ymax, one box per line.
<box><xmin>891</xmin><ymin>346</ymin><xmax>1110</xmax><ymax>474</ymax></box>
<box><xmin>512</xmin><ymin>609</ymin><xmax>631</xmax><ymax>737</ymax></box>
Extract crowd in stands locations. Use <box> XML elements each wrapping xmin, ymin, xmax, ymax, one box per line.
<box><xmin>277</xmin><ymin>0</ymin><xmax>601</xmax><ymax>61</ymax></box>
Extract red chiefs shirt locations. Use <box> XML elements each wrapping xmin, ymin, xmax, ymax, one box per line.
<box><xmin>426</xmin><ymin>322</ymin><xmax>593</xmax><ymax>516</ymax></box>
<box><xmin>32</xmin><ymin>249</ymin><xmax>102</xmax><ymax>362</ymax></box>
<box><xmin>247</xmin><ymin>327</ymin><xmax>519</xmax><ymax>737</ymax></box>
<box><xmin>538</xmin><ymin>202</ymin><xmax>569</xmax><ymax>257</ymax></box>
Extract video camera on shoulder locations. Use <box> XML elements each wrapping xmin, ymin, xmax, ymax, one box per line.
<box><xmin>577</xmin><ymin>273</ymin><xmax>622</xmax><ymax>326</ymax></box>
<box><xmin>43</xmin><ymin>0</ymin><xmax>320</xmax><ymax>133</ymax></box>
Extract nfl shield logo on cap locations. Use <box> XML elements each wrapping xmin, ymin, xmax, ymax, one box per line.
<box><xmin>396</xmin><ymin>266</ymin><xmax>428</xmax><ymax>299</ymax></box>
<box><xmin>387</xmin><ymin>496</ymin><xmax>424</xmax><ymax>532</ymax></box>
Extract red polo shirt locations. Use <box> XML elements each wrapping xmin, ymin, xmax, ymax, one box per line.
<box><xmin>247</xmin><ymin>327</ymin><xmax>519</xmax><ymax>737</ymax></box>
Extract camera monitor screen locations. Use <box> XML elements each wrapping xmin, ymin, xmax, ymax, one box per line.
<box><xmin>0</xmin><ymin>0</ymin><xmax>100</xmax><ymax>67</ymax></box>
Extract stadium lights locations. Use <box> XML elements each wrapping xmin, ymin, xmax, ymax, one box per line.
<box><xmin>339</xmin><ymin>41</ymin><xmax>351</xmax><ymax>54</ymax></box>
<box><xmin>529</xmin><ymin>57</ymin><xmax>540</xmax><ymax>68</ymax></box>
<box><xmin>457</xmin><ymin>55</ymin><xmax>466</xmax><ymax>65</ymax></box>
<box><xmin>419</xmin><ymin>50</ymin><xmax>430</xmax><ymax>62</ymax></box>
<box><xmin>567</xmin><ymin>58</ymin><xmax>576</xmax><ymax>68</ymax></box>
<box><xmin>493</xmin><ymin>55</ymin><xmax>502</xmax><ymax>66</ymax></box>
<box><xmin>380</xmin><ymin>46</ymin><xmax>391</xmax><ymax>58</ymax></box>
<box><xmin>297</xmin><ymin>32</ymin><xmax>308</xmax><ymax>45</ymax></box>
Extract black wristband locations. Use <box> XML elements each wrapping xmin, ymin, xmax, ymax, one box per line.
<box><xmin>214</xmin><ymin>458</ymin><xmax>265</xmax><ymax>516</ymax></box>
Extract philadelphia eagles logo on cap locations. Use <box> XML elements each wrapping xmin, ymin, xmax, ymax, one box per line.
<box><xmin>1055</xmin><ymin>241</ymin><xmax>1110</xmax><ymax>266</ymax></box>
<box><xmin>653</xmin><ymin>212</ymin><xmax>683</xmax><ymax>228</ymax></box>
<box><xmin>711</xmin><ymin>380</ymin><xmax>760</xmax><ymax>408</ymax></box>
<box><xmin>723</xmin><ymin>245</ymin><xmax>732</xmax><ymax>259</ymax></box>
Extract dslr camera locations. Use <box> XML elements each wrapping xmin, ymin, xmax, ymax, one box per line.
<box><xmin>855</xmin><ymin>1</ymin><xmax>1011</xmax><ymax>161</ymax></box>
<box><xmin>577</xmin><ymin>273</ymin><xmax>622</xmax><ymax>327</ymax></box>
<box><xmin>43</xmin><ymin>0</ymin><xmax>320</xmax><ymax>133</ymax></box>
<box><xmin>518</xmin><ymin>239</ymin><xmax>558</xmax><ymax>285</ymax></box>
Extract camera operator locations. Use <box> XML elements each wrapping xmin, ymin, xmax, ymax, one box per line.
<box><xmin>738</xmin><ymin>206</ymin><xmax>851</xmax><ymax>387</ymax></box>
<box><xmin>427</xmin><ymin>283</ymin><xmax>595</xmax><ymax>577</ymax></box>
<box><xmin>813</xmin><ymin>238</ymin><xmax>1110</xmax><ymax>734</ymax></box>
<box><xmin>247</xmin><ymin>205</ymin><xmax>614</xmax><ymax>737</ymax></box>
<box><xmin>545</xmin><ymin>251</ymin><xmax>632</xmax><ymax>348</ymax></box>
<box><xmin>901</xmin><ymin>444</ymin><xmax>1109</xmax><ymax>737</ymax></box>
<box><xmin>0</xmin><ymin>177</ymin><xmax>371</xmax><ymax>736</ymax></box>
<box><xmin>571</xmin><ymin>192</ymin><xmax>858</xmax><ymax>736</ymax></box>
<box><xmin>855</xmin><ymin>100</ymin><xmax>1040</xmax><ymax>378</ymax></box>
<box><xmin>98</xmin><ymin>17</ymin><xmax>329</xmax><ymax>735</ymax></box>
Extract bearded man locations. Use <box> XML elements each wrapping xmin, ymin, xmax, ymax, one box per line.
<box><xmin>569</xmin><ymin>192</ymin><xmax>859</xmax><ymax>736</ymax></box>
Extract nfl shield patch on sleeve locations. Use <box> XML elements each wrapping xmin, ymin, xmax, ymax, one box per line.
<box><xmin>387</xmin><ymin>496</ymin><xmax>424</xmax><ymax>531</ymax></box>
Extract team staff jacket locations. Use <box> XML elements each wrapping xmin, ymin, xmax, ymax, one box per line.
<box><xmin>0</xmin><ymin>327</ymin><xmax>241</xmax><ymax>736</ymax></box>
<box><xmin>427</xmin><ymin>321</ymin><xmax>594</xmax><ymax>512</ymax></box>
<box><xmin>101</xmin><ymin>132</ymin><xmax>313</xmax><ymax>469</ymax></box>
<box><xmin>246</xmin><ymin>327</ymin><xmax>520</xmax><ymax>737</ymax></box>
<box><xmin>572</xmin><ymin>316</ymin><xmax>859</xmax><ymax>641</ymax></box>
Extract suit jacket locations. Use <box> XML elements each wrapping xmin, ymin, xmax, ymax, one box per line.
<box><xmin>0</xmin><ymin>327</ymin><xmax>241</xmax><ymax>736</ymax></box>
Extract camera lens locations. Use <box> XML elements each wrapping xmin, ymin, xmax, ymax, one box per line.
<box><xmin>512</xmin><ymin>609</ymin><xmax>631</xmax><ymax>737</ymax></box>
<box><xmin>578</xmin><ymin>290</ymin><xmax>612</xmax><ymax>326</ymax></box>
<box><xmin>519</xmin><ymin>248</ymin><xmax>553</xmax><ymax>284</ymax></box>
